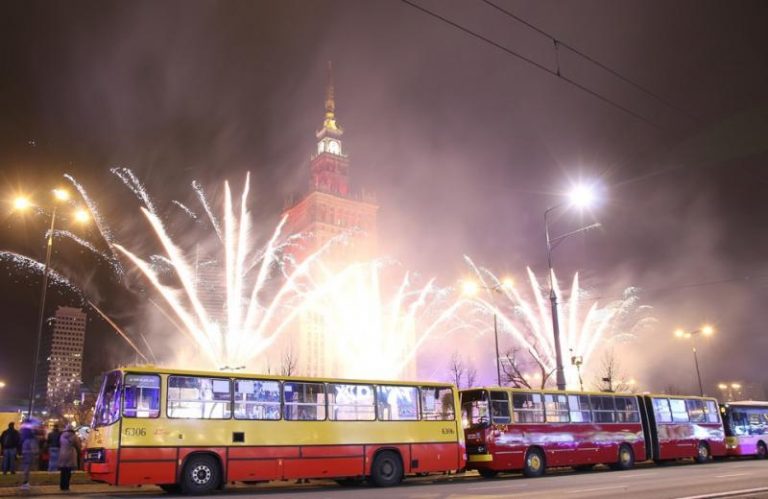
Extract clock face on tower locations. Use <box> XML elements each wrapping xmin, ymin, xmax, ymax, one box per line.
<box><xmin>327</xmin><ymin>139</ymin><xmax>341</xmax><ymax>155</ymax></box>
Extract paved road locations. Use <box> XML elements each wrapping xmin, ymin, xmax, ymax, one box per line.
<box><xmin>8</xmin><ymin>460</ymin><xmax>768</xmax><ymax>498</ymax></box>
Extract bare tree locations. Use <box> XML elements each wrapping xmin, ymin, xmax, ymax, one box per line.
<box><xmin>500</xmin><ymin>347</ymin><xmax>554</xmax><ymax>389</ymax></box>
<box><xmin>447</xmin><ymin>352</ymin><xmax>478</xmax><ymax>389</ymax></box>
<box><xmin>448</xmin><ymin>352</ymin><xmax>465</xmax><ymax>388</ymax></box>
<box><xmin>593</xmin><ymin>349</ymin><xmax>634</xmax><ymax>393</ymax></box>
<box><xmin>280</xmin><ymin>344</ymin><xmax>298</xmax><ymax>376</ymax></box>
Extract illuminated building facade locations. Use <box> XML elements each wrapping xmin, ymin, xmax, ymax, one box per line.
<box><xmin>282</xmin><ymin>63</ymin><xmax>378</xmax><ymax>377</ymax></box>
<box><xmin>44</xmin><ymin>306</ymin><xmax>87</xmax><ymax>407</ymax></box>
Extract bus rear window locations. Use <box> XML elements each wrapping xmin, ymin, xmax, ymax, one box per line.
<box><xmin>123</xmin><ymin>374</ymin><xmax>160</xmax><ymax>418</ymax></box>
<box><xmin>93</xmin><ymin>371</ymin><xmax>122</xmax><ymax>427</ymax></box>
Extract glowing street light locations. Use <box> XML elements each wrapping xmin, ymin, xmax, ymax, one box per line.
<box><xmin>13</xmin><ymin>196</ymin><xmax>32</xmax><ymax>211</ymax></box>
<box><xmin>462</xmin><ymin>277</ymin><xmax>515</xmax><ymax>386</ymax></box>
<box><xmin>674</xmin><ymin>324</ymin><xmax>716</xmax><ymax>397</ymax></box>
<box><xmin>545</xmin><ymin>181</ymin><xmax>604</xmax><ymax>391</ymax></box>
<box><xmin>718</xmin><ymin>381</ymin><xmax>742</xmax><ymax>402</ymax></box>
<box><xmin>0</xmin><ymin>381</ymin><xmax>6</xmax><ymax>389</ymax></box>
<box><xmin>568</xmin><ymin>183</ymin><xmax>598</xmax><ymax>209</ymax></box>
<box><xmin>10</xmin><ymin>188</ymin><xmax>89</xmax><ymax>418</ymax></box>
<box><xmin>73</xmin><ymin>208</ymin><xmax>90</xmax><ymax>224</ymax></box>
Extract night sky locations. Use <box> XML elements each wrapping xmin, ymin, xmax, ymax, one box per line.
<box><xmin>1</xmin><ymin>0</ymin><xmax>767</xmax><ymax>399</ymax></box>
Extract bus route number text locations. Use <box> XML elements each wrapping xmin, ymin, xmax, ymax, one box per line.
<box><xmin>124</xmin><ymin>427</ymin><xmax>147</xmax><ymax>437</ymax></box>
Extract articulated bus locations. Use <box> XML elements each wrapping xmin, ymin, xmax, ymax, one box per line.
<box><xmin>84</xmin><ymin>366</ymin><xmax>465</xmax><ymax>494</ymax></box>
<box><xmin>720</xmin><ymin>401</ymin><xmax>768</xmax><ymax>458</ymax></box>
<box><xmin>461</xmin><ymin>387</ymin><xmax>725</xmax><ymax>477</ymax></box>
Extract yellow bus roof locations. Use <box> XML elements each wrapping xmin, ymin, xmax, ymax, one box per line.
<box><xmin>115</xmin><ymin>364</ymin><xmax>456</xmax><ymax>388</ymax></box>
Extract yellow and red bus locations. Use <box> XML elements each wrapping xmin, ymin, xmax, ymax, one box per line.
<box><xmin>84</xmin><ymin>366</ymin><xmax>465</xmax><ymax>494</ymax></box>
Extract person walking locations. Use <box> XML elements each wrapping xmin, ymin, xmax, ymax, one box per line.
<box><xmin>58</xmin><ymin>425</ymin><xmax>81</xmax><ymax>492</ymax></box>
<box><xmin>46</xmin><ymin>425</ymin><xmax>61</xmax><ymax>472</ymax></box>
<box><xmin>1</xmin><ymin>422</ymin><xmax>20</xmax><ymax>474</ymax></box>
<box><xmin>19</xmin><ymin>420</ymin><xmax>40</xmax><ymax>490</ymax></box>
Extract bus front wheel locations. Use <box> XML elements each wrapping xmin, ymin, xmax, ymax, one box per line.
<box><xmin>181</xmin><ymin>454</ymin><xmax>221</xmax><ymax>495</ymax></box>
<box><xmin>370</xmin><ymin>450</ymin><xmax>403</xmax><ymax>487</ymax></box>
<box><xmin>523</xmin><ymin>448</ymin><xmax>545</xmax><ymax>478</ymax></box>
<box><xmin>695</xmin><ymin>442</ymin><xmax>710</xmax><ymax>464</ymax></box>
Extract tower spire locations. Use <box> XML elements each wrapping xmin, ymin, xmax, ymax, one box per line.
<box><xmin>322</xmin><ymin>60</ymin><xmax>340</xmax><ymax>133</ymax></box>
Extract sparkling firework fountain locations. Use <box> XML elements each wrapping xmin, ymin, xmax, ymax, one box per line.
<box><xmin>4</xmin><ymin>168</ymin><xmax>470</xmax><ymax>378</ymax></box>
<box><xmin>463</xmin><ymin>256</ymin><xmax>655</xmax><ymax>388</ymax></box>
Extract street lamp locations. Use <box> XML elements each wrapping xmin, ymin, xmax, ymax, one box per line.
<box><xmin>462</xmin><ymin>278</ymin><xmax>514</xmax><ymax>386</ymax></box>
<box><xmin>12</xmin><ymin>188</ymin><xmax>88</xmax><ymax>418</ymax></box>
<box><xmin>0</xmin><ymin>381</ymin><xmax>6</xmax><ymax>389</ymax></box>
<box><xmin>545</xmin><ymin>183</ymin><xmax>602</xmax><ymax>391</ymax></box>
<box><xmin>718</xmin><ymin>382</ymin><xmax>742</xmax><ymax>402</ymax></box>
<box><xmin>674</xmin><ymin>324</ymin><xmax>715</xmax><ymax>397</ymax></box>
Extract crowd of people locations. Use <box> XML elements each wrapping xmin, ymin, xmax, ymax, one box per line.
<box><xmin>0</xmin><ymin>420</ymin><xmax>81</xmax><ymax>491</ymax></box>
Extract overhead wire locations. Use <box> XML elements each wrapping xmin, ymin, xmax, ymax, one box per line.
<box><xmin>479</xmin><ymin>0</ymin><xmax>701</xmax><ymax>124</ymax></box>
<box><xmin>400</xmin><ymin>0</ymin><xmax>665</xmax><ymax>131</ymax></box>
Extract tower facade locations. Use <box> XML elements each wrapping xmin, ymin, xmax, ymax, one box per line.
<box><xmin>44</xmin><ymin>306</ymin><xmax>87</xmax><ymax>408</ymax></box>
<box><xmin>282</xmin><ymin>63</ymin><xmax>378</xmax><ymax>377</ymax></box>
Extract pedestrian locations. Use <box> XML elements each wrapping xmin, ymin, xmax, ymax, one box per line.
<box><xmin>46</xmin><ymin>425</ymin><xmax>61</xmax><ymax>472</ymax></box>
<box><xmin>58</xmin><ymin>424</ymin><xmax>81</xmax><ymax>491</ymax></box>
<box><xmin>1</xmin><ymin>422</ymin><xmax>20</xmax><ymax>474</ymax></box>
<box><xmin>19</xmin><ymin>420</ymin><xmax>40</xmax><ymax>490</ymax></box>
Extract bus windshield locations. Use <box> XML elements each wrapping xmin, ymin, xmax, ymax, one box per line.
<box><xmin>93</xmin><ymin>371</ymin><xmax>122</xmax><ymax>427</ymax></box>
<box><xmin>461</xmin><ymin>389</ymin><xmax>490</xmax><ymax>428</ymax></box>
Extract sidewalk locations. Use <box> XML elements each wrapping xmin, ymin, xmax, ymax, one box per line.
<box><xmin>0</xmin><ymin>472</ymin><xmax>149</xmax><ymax>497</ymax></box>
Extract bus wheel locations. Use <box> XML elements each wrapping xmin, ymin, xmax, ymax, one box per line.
<box><xmin>757</xmin><ymin>442</ymin><xmax>767</xmax><ymax>459</ymax></box>
<box><xmin>181</xmin><ymin>454</ymin><xmax>221</xmax><ymax>495</ymax></box>
<box><xmin>370</xmin><ymin>450</ymin><xmax>403</xmax><ymax>487</ymax></box>
<box><xmin>695</xmin><ymin>442</ymin><xmax>710</xmax><ymax>464</ymax></box>
<box><xmin>478</xmin><ymin>469</ymin><xmax>498</xmax><ymax>479</ymax></box>
<box><xmin>523</xmin><ymin>448</ymin><xmax>545</xmax><ymax>478</ymax></box>
<box><xmin>611</xmin><ymin>444</ymin><xmax>635</xmax><ymax>471</ymax></box>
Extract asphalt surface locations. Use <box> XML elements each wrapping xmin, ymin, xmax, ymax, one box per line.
<box><xmin>4</xmin><ymin>460</ymin><xmax>768</xmax><ymax>498</ymax></box>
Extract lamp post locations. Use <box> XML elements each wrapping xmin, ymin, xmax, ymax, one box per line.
<box><xmin>674</xmin><ymin>325</ymin><xmax>715</xmax><ymax>397</ymax></box>
<box><xmin>12</xmin><ymin>189</ymin><xmax>89</xmax><ymax>418</ymax></box>
<box><xmin>545</xmin><ymin>184</ymin><xmax>602</xmax><ymax>391</ymax></box>
<box><xmin>462</xmin><ymin>278</ymin><xmax>514</xmax><ymax>386</ymax></box>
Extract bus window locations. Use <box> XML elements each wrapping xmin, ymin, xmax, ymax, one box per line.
<box><xmin>167</xmin><ymin>376</ymin><xmax>232</xmax><ymax>419</ymax></box>
<box><xmin>377</xmin><ymin>385</ymin><xmax>419</xmax><ymax>421</ymax></box>
<box><xmin>590</xmin><ymin>396</ymin><xmax>616</xmax><ymax>423</ymax></box>
<box><xmin>670</xmin><ymin>399</ymin><xmax>689</xmax><ymax>422</ymax></box>
<box><xmin>461</xmin><ymin>390</ymin><xmax>489</xmax><ymax>427</ymax></box>
<box><xmin>512</xmin><ymin>393</ymin><xmax>544</xmax><ymax>423</ymax></box>
<box><xmin>123</xmin><ymin>374</ymin><xmax>160</xmax><ymax>418</ymax></box>
<box><xmin>328</xmin><ymin>383</ymin><xmax>375</xmax><ymax>421</ymax></box>
<box><xmin>615</xmin><ymin>396</ymin><xmax>640</xmax><ymax>423</ymax></box>
<box><xmin>544</xmin><ymin>394</ymin><xmax>569</xmax><ymax>423</ymax></box>
<box><xmin>284</xmin><ymin>382</ymin><xmax>326</xmax><ymax>421</ymax></box>
<box><xmin>685</xmin><ymin>399</ymin><xmax>706</xmax><ymax>423</ymax></box>
<box><xmin>234</xmin><ymin>379</ymin><xmax>281</xmax><ymax>420</ymax></box>
<box><xmin>653</xmin><ymin>398</ymin><xmax>672</xmax><ymax>423</ymax></box>
<box><xmin>704</xmin><ymin>400</ymin><xmax>720</xmax><ymax>423</ymax></box>
<box><xmin>93</xmin><ymin>371</ymin><xmax>122</xmax><ymax>427</ymax></box>
<box><xmin>568</xmin><ymin>395</ymin><xmax>592</xmax><ymax>422</ymax></box>
<box><xmin>421</xmin><ymin>386</ymin><xmax>455</xmax><ymax>421</ymax></box>
<box><xmin>489</xmin><ymin>391</ymin><xmax>511</xmax><ymax>424</ymax></box>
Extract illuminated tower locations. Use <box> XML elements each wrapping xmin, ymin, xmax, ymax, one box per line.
<box><xmin>43</xmin><ymin>306</ymin><xmax>87</xmax><ymax>408</ymax></box>
<box><xmin>282</xmin><ymin>62</ymin><xmax>378</xmax><ymax>377</ymax></box>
